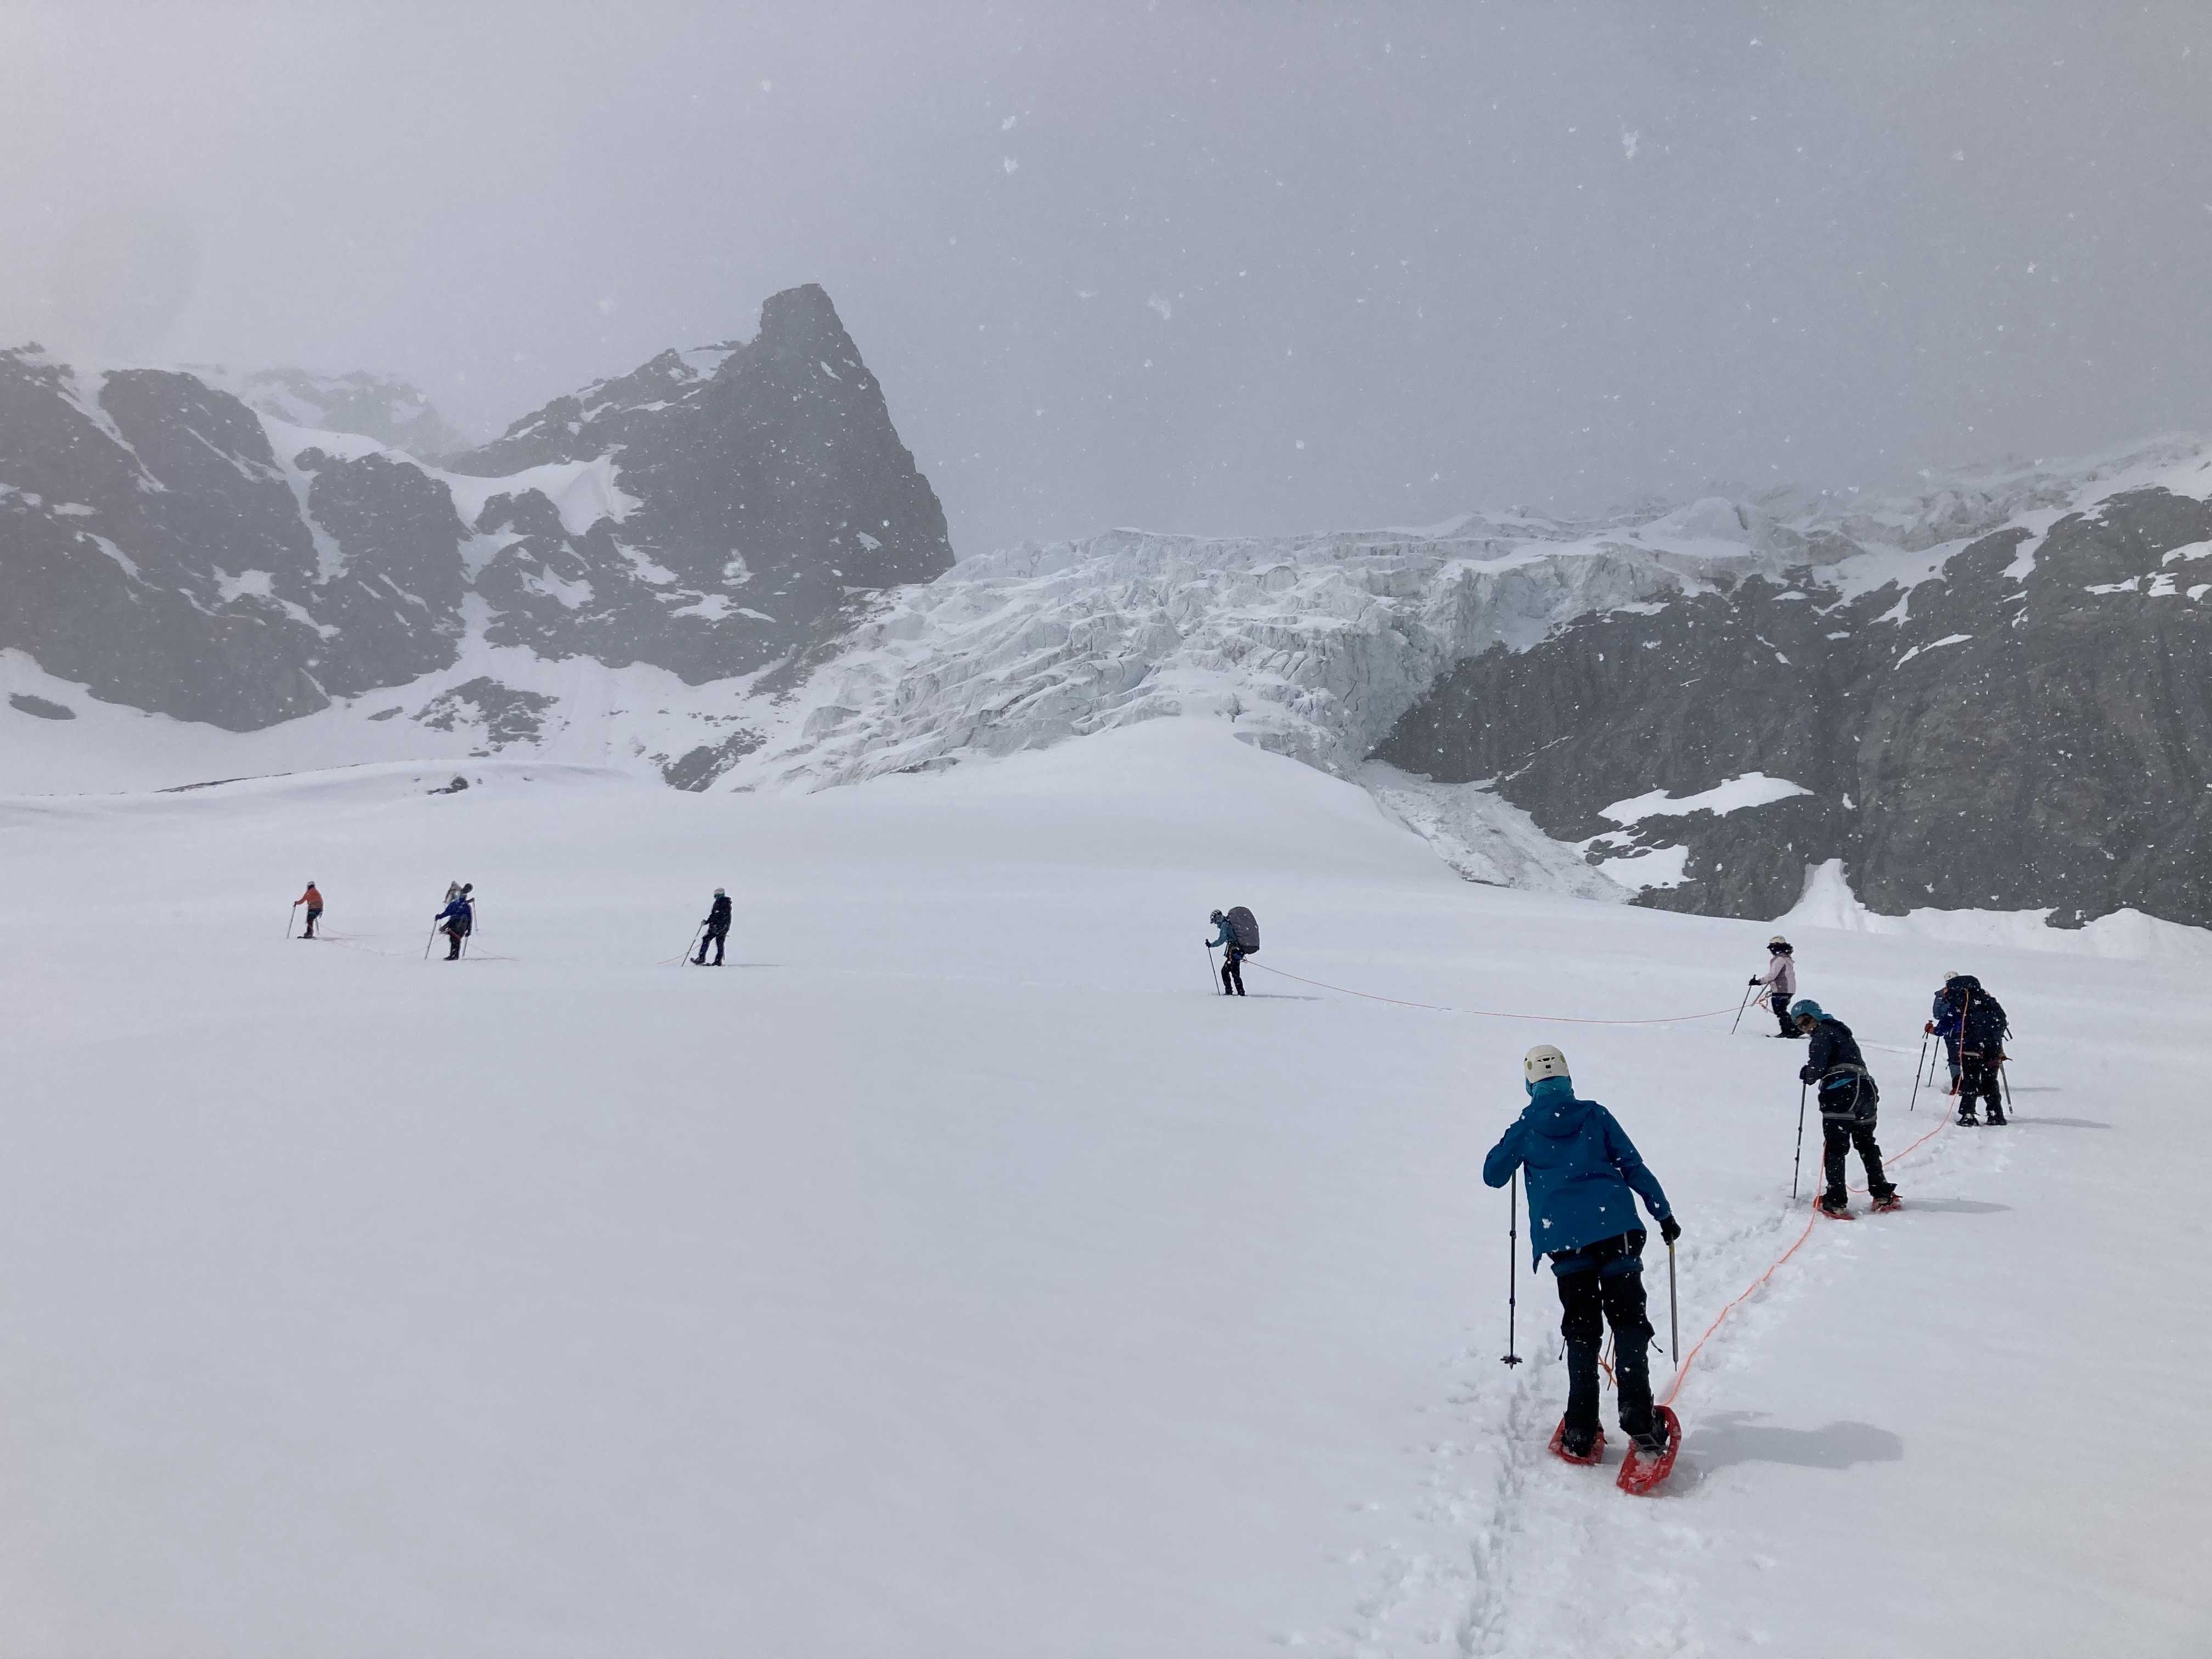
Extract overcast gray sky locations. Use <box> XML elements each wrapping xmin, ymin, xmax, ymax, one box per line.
<box><xmin>4</xmin><ymin>1</ymin><xmax>2209</xmax><ymax>555</ymax></box>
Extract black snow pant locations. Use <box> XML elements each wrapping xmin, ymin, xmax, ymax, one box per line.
<box><xmin>1221</xmin><ymin>945</ymin><xmax>1246</xmax><ymax>996</ymax></box>
<box><xmin>1821</xmin><ymin>1116</ymin><xmax>1893</xmax><ymax>1204</ymax></box>
<box><xmin>444</xmin><ymin>923</ymin><xmax>467</xmax><ymax>960</ymax></box>
<box><xmin>1959</xmin><ymin>1053</ymin><xmax>2002</xmax><ymax>1120</ymax></box>
<box><xmin>1770</xmin><ymin>987</ymin><xmax>1798</xmax><ymax>1035</ymax></box>
<box><xmin>1554</xmin><ymin>1231</ymin><xmax>1657</xmax><ymax>1447</ymax></box>
<box><xmin>303</xmin><ymin>907</ymin><xmax>321</xmax><ymax>938</ymax></box>
<box><xmin>695</xmin><ymin>923</ymin><xmax>728</xmax><ymax>966</ymax></box>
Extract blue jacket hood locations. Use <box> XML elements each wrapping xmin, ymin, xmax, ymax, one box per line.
<box><xmin>1524</xmin><ymin>1075</ymin><xmax>1593</xmax><ymax>1136</ymax></box>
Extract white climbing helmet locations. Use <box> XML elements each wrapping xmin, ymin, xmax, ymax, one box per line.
<box><xmin>1768</xmin><ymin>934</ymin><xmax>1790</xmax><ymax>947</ymax></box>
<box><xmin>1524</xmin><ymin>1045</ymin><xmax>1570</xmax><ymax>1085</ymax></box>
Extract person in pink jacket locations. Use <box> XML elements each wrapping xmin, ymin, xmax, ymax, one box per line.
<box><xmin>1749</xmin><ymin>935</ymin><xmax>1798</xmax><ymax>1037</ymax></box>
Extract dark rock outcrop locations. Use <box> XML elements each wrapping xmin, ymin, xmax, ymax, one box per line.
<box><xmin>444</xmin><ymin>283</ymin><xmax>952</xmax><ymax>682</ymax></box>
<box><xmin>1374</xmin><ymin>485</ymin><xmax>2212</xmax><ymax>926</ymax></box>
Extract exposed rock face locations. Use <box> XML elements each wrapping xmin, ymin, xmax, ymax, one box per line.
<box><xmin>444</xmin><ymin>283</ymin><xmax>953</xmax><ymax>682</ymax></box>
<box><xmin>0</xmin><ymin>284</ymin><xmax>950</xmax><ymax>729</ymax></box>
<box><xmin>0</xmin><ymin>351</ymin><xmax>465</xmax><ymax>729</ymax></box>
<box><xmin>1374</xmin><ymin>476</ymin><xmax>2212</xmax><ymax>927</ymax></box>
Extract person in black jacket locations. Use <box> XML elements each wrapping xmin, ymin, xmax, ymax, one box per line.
<box><xmin>695</xmin><ymin>887</ymin><xmax>732</xmax><ymax>966</ymax></box>
<box><xmin>1928</xmin><ymin>973</ymin><xmax>2008</xmax><ymax>1126</ymax></box>
<box><xmin>1792</xmin><ymin>1000</ymin><xmax>1899</xmax><ymax>1217</ymax></box>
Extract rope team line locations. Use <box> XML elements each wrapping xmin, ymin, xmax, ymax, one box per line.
<box><xmin>1246</xmin><ymin>960</ymin><xmax>1746</xmax><ymax>1026</ymax></box>
<box><xmin>1655</xmin><ymin>1114</ymin><xmax>1952</xmax><ymax>1413</ymax></box>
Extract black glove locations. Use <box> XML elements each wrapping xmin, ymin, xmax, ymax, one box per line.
<box><xmin>1658</xmin><ymin>1216</ymin><xmax>1681</xmax><ymax>1246</ymax></box>
<box><xmin>1798</xmin><ymin>1064</ymin><xmax>1818</xmax><ymax>1084</ymax></box>
<box><xmin>1748</xmin><ymin>977</ymin><xmax>1760</xmax><ymax>985</ymax></box>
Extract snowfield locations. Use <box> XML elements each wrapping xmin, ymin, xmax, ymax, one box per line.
<box><xmin>1</xmin><ymin>719</ymin><xmax>2204</xmax><ymax>1655</ymax></box>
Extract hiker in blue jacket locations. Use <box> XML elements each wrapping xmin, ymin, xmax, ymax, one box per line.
<box><xmin>434</xmin><ymin>888</ymin><xmax>473</xmax><ymax>961</ymax></box>
<box><xmin>1484</xmin><ymin>1045</ymin><xmax>1680</xmax><ymax>1463</ymax></box>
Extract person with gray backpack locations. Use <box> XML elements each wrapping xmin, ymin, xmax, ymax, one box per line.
<box><xmin>1205</xmin><ymin>906</ymin><xmax>1259</xmax><ymax>996</ymax></box>
<box><xmin>1792</xmin><ymin>998</ymin><xmax>1900</xmax><ymax>1217</ymax></box>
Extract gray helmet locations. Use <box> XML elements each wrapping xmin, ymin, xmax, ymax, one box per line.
<box><xmin>714</xmin><ymin>887</ymin><xmax>725</xmax><ymax>896</ymax></box>
<box><xmin>1209</xmin><ymin>909</ymin><xmax>1224</xmax><ymax>922</ymax></box>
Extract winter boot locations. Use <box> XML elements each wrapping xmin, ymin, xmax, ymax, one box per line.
<box><xmin>1630</xmin><ymin>1414</ymin><xmax>1673</xmax><ymax>1459</ymax></box>
<box><xmin>1870</xmin><ymin>1187</ymin><xmax>1902</xmax><ymax>1214</ymax></box>
<box><xmin>1985</xmin><ymin>1105</ymin><xmax>2007</xmax><ymax>1126</ymax></box>
<box><xmin>1816</xmin><ymin>1191</ymin><xmax>1853</xmax><ymax>1219</ymax></box>
<box><xmin>1549</xmin><ymin>1420</ymin><xmax>1604</xmax><ymax>1465</ymax></box>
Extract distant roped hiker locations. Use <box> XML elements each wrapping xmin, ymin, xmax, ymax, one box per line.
<box><xmin>694</xmin><ymin>887</ymin><xmax>732</xmax><ymax>967</ymax></box>
<box><xmin>435</xmin><ymin>884</ymin><xmax>474</xmax><ymax>961</ymax></box>
<box><xmin>1205</xmin><ymin>905</ymin><xmax>1259</xmax><ymax>996</ymax></box>
<box><xmin>1483</xmin><ymin>1045</ymin><xmax>1680</xmax><ymax>1469</ymax></box>
<box><xmin>1929</xmin><ymin>971</ymin><xmax>2008</xmax><ymax>1127</ymax></box>
<box><xmin>292</xmin><ymin>880</ymin><xmax>324</xmax><ymax>939</ymax></box>
<box><xmin>1750</xmin><ymin>935</ymin><xmax>1799</xmax><ymax>1037</ymax></box>
<box><xmin>1793</xmin><ymin>998</ymin><xmax>1900</xmax><ymax>1217</ymax></box>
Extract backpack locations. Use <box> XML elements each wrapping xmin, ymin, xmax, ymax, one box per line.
<box><xmin>1961</xmin><ymin>994</ymin><xmax>2007</xmax><ymax>1051</ymax></box>
<box><xmin>1224</xmin><ymin>905</ymin><xmax>1260</xmax><ymax>952</ymax></box>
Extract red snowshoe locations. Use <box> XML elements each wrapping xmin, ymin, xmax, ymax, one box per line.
<box><xmin>1616</xmin><ymin>1406</ymin><xmax>1681</xmax><ymax>1495</ymax></box>
<box><xmin>1870</xmin><ymin>1192</ymin><xmax>1903</xmax><ymax>1214</ymax></box>
<box><xmin>1548</xmin><ymin>1420</ymin><xmax>1604</xmax><ymax>1466</ymax></box>
<box><xmin>1815</xmin><ymin>1194</ymin><xmax>1855</xmax><ymax>1220</ymax></box>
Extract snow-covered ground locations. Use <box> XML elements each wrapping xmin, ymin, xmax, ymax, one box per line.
<box><xmin>1</xmin><ymin>718</ymin><xmax>2202</xmax><ymax>1655</ymax></box>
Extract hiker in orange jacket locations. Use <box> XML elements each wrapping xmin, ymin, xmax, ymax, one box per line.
<box><xmin>293</xmin><ymin>882</ymin><xmax>323</xmax><ymax>938</ymax></box>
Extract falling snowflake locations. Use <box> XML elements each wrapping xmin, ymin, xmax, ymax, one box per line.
<box><xmin>1146</xmin><ymin>293</ymin><xmax>1173</xmax><ymax>321</ymax></box>
<box><xmin>1621</xmin><ymin>129</ymin><xmax>1640</xmax><ymax>161</ymax></box>
<box><xmin>1002</xmin><ymin>156</ymin><xmax>1019</xmax><ymax>174</ymax></box>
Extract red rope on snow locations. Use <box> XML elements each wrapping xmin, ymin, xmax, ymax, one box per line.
<box><xmin>1248</xmin><ymin>961</ymin><xmax>1744</xmax><ymax>1026</ymax></box>
<box><xmin>1658</xmin><ymin>1119</ymin><xmax>1955</xmax><ymax>1409</ymax></box>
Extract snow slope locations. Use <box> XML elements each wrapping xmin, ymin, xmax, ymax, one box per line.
<box><xmin>0</xmin><ymin>719</ymin><xmax>2202</xmax><ymax>1655</ymax></box>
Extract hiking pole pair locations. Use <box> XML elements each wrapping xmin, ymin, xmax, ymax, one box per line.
<box><xmin>1729</xmin><ymin>981</ymin><xmax>1756</xmax><ymax>1035</ymax></box>
<box><xmin>1909</xmin><ymin>1031</ymin><xmax>1930</xmax><ymax>1112</ymax></box>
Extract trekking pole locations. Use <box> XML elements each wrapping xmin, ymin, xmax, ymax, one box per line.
<box><xmin>1790</xmin><ymin>1081</ymin><xmax>1809</xmax><ymax>1200</ymax></box>
<box><xmin>1205</xmin><ymin>943</ymin><xmax>1220</xmax><ymax>995</ymax></box>
<box><xmin>1729</xmin><ymin>982</ymin><xmax>1754</xmax><ymax>1035</ymax></box>
<box><xmin>284</xmin><ymin>904</ymin><xmax>295</xmax><ymax>939</ymax></box>
<box><xmin>1502</xmin><ymin>1171</ymin><xmax>1523</xmax><ymax>1367</ymax></box>
<box><xmin>422</xmin><ymin>923</ymin><xmax>438</xmax><ymax>961</ymax></box>
<box><xmin>684</xmin><ymin>922</ymin><xmax>705</xmax><ymax>964</ymax></box>
<box><xmin>1909</xmin><ymin>1032</ymin><xmax>1928</xmax><ymax>1112</ymax></box>
<box><xmin>1666</xmin><ymin>1241</ymin><xmax>1679</xmax><ymax>1370</ymax></box>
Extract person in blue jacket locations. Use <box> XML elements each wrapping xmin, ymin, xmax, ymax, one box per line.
<box><xmin>1484</xmin><ymin>1044</ymin><xmax>1681</xmax><ymax>1462</ymax></box>
<box><xmin>434</xmin><ymin>887</ymin><xmax>473</xmax><ymax>961</ymax></box>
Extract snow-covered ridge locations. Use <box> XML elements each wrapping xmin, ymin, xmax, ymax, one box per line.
<box><xmin>718</xmin><ymin>435</ymin><xmax>2212</xmax><ymax>794</ymax></box>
